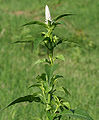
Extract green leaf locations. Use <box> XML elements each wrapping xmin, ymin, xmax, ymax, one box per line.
<box><xmin>45</xmin><ymin>64</ymin><xmax>58</xmax><ymax>81</ymax></box>
<box><xmin>28</xmin><ymin>84</ymin><xmax>41</xmax><ymax>89</ymax></box>
<box><xmin>64</xmin><ymin>39</ymin><xmax>81</xmax><ymax>47</ymax></box>
<box><xmin>46</xmin><ymin>104</ymin><xmax>51</xmax><ymax>111</ymax></box>
<box><xmin>34</xmin><ymin>59</ymin><xmax>50</xmax><ymax>65</ymax></box>
<box><xmin>22</xmin><ymin>21</ymin><xmax>47</xmax><ymax>28</ymax></box>
<box><xmin>62</xmin><ymin>87</ymin><xmax>71</xmax><ymax>96</ymax></box>
<box><xmin>11</xmin><ymin>40</ymin><xmax>33</xmax><ymax>44</ymax></box>
<box><xmin>33</xmin><ymin>37</ymin><xmax>43</xmax><ymax>50</ymax></box>
<box><xmin>36</xmin><ymin>73</ymin><xmax>46</xmax><ymax>81</ymax></box>
<box><xmin>55</xmin><ymin>87</ymin><xmax>70</xmax><ymax>97</ymax></box>
<box><xmin>44</xmin><ymin>82</ymin><xmax>52</xmax><ymax>93</ymax></box>
<box><xmin>53</xmin><ymin>22</ymin><xmax>61</xmax><ymax>26</ymax></box>
<box><xmin>47</xmin><ymin>111</ymin><xmax>56</xmax><ymax>120</ymax></box>
<box><xmin>62</xmin><ymin>108</ymin><xmax>93</xmax><ymax>120</ymax></box>
<box><xmin>52</xmin><ymin>22</ymin><xmax>61</xmax><ymax>27</ymax></box>
<box><xmin>55</xmin><ymin>54</ymin><xmax>65</xmax><ymax>61</ymax></box>
<box><xmin>34</xmin><ymin>59</ymin><xmax>46</xmax><ymax>65</ymax></box>
<box><xmin>45</xmin><ymin>64</ymin><xmax>52</xmax><ymax>81</ymax></box>
<box><xmin>51</xmin><ymin>75</ymin><xmax>63</xmax><ymax>84</ymax></box>
<box><xmin>62</xmin><ymin>102</ymin><xmax>70</xmax><ymax>109</ymax></box>
<box><xmin>54</xmin><ymin>13</ymin><xmax>74</xmax><ymax>21</ymax></box>
<box><xmin>2</xmin><ymin>94</ymin><xmax>41</xmax><ymax>111</ymax></box>
<box><xmin>54</xmin><ymin>75</ymin><xmax>63</xmax><ymax>80</ymax></box>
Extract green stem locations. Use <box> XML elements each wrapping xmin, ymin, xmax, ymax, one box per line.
<box><xmin>45</xmin><ymin>27</ymin><xmax>55</xmax><ymax>120</ymax></box>
<box><xmin>48</xmin><ymin>48</ymin><xmax>54</xmax><ymax>65</ymax></box>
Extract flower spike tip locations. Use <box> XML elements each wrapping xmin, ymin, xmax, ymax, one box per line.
<box><xmin>45</xmin><ymin>5</ymin><xmax>51</xmax><ymax>24</ymax></box>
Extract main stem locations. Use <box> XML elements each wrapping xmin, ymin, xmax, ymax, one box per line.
<box><xmin>45</xmin><ymin>26</ymin><xmax>55</xmax><ymax>120</ymax></box>
<box><xmin>48</xmin><ymin>48</ymin><xmax>54</xmax><ymax>65</ymax></box>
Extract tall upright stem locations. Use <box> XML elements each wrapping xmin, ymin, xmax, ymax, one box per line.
<box><xmin>48</xmin><ymin>48</ymin><xmax>53</xmax><ymax>65</ymax></box>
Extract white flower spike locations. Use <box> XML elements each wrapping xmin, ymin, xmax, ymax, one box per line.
<box><xmin>45</xmin><ymin>5</ymin><xmax>51</xmax><ymax>24</ymax></box>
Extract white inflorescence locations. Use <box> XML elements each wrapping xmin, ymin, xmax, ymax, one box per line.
<box><xmin>45</xmin><ymin>5</ymin><xmax>51</xmax><ymax>24</ymax></box>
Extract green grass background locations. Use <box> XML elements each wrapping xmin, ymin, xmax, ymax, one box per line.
<box><xmin>0</xmin><ymin>0</ymin><xmax>98</xmax><ymax>119</ymax></box>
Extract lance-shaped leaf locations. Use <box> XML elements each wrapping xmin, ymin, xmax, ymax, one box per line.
<box><xmin>53</xmin><ymin>75</ymin><xmax>63</xmax><ymax>80</ymax></box>
<box><xmin>11</xmin><ymin>40</ymin><xmax>33</xmax><ymax>44</ymax></box>
<box><xmin>45</xmin><ymin>64</ymin><xmax>58</xmax><ymax>81</ymax></box>
<box><xmin>55</xmin><ymin>54</ymin><xmax>65</xmax><ymax>61</ymax></box>
<box><xmin>52</xmin><ymin>22</ymin><xmax>61</xmax><ymax>26</ymax></box>
<box><xmin>34</xmin><ymin>59</ymin><xmax>46</xmax><ymax>65</ymax></box>
<box><xmin>28</xmin><ymin>84</ymin><xmax>41</xmax><ymax>89</ymax></box>
<box><xmin>62</xmin><ymin>87</ymin><xmax>71</xmax><ymax>96</ymax></box>
<box><xmin>51</xmin><ymin>75</ymin><xmax>63</xmax><ymax>84</ymax></box>
<box><xmin>64</xmin><ymin>39</ymin><xmax>81</xmax><ymax>47</ymax></box>
<box><xmin>61</xmin><ymin>108</ymin><xmax>93</xmax><ymax>120</ymax></box>
<box><xmin>54</xmin><ymin>36</ymin><xmax>81</xmax><ymax>48</ymax></box>
<box><xmin>55</xmin><ymin>87</ymin><xmax>70</xmax><ymax>98</ymax></box>
<box><xmin>53</xmin><ymin>13</ymin><xmax>74</xmax><ymax>21</ymax></box>
<box><xmin>22</xmin><ymin>21</ymin><xmax>47</xmax><ymax>28</ymax></box>
<box><xmin>2</xmin><ymin>94</ymin><xmax>41</xmax><ymax>111</ymax></box>
<box><xmin>34</xmin><ymin>58</ymin><xmax>50</xmax><ymax>65</ymax></box>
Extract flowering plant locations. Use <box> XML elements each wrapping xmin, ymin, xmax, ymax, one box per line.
<box><xmin>2</xmin><ymin>5</ymin><xmax>93</xmax><ymax>120</ymax></box>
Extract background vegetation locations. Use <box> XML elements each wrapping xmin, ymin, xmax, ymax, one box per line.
<box><xmin>0</xmin><ymin>0</ymin><xmax>98</xmax><ymax>119</ymax></box>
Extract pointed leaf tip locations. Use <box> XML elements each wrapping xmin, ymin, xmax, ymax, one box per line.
<box><xmin>22</xmin><ymin>21</ymin><xmax>47</xmax><ymax>28</ymax></box>
<box><xmin>54</xmin><ymin>13</ymin><xmax>75</xmax><ymax>21</ymax></box>
<box><xmin>2</xmin><ymin>94</ymin><xmax>42</xmax><ymax>110</ymax></box>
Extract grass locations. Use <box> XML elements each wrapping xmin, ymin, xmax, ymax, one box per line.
<box><xmin>0</xmin><ymin>0</ymin><xmax>98</xmax><ymax>119</ymax></box>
